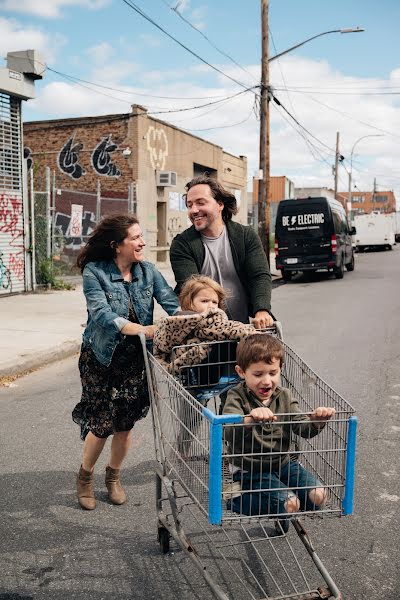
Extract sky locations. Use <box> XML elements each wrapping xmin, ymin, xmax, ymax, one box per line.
<box><xmin>1</xmin><ymin>0</ymin><xmax>399</xmax><ymax>206</ymax></box>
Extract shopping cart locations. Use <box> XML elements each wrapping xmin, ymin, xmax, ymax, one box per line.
<box><xmin>140</xmin><ymin>325</ymin><xmax>357</xmax><ymax>600</ymax></box>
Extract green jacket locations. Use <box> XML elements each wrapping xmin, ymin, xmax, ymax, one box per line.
<box><xmin>169</xmin><ymin>220</ymin><xmax>272</xmax><ymax>317</ymax></box>
<box><xmin>223</xmin><ymin>382</ymin><xmax>324</xmax><ymax>472</ymax></box>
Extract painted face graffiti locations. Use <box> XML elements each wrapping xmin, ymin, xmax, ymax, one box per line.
<box><xmin>57</xmin><ymin>135</ymin><xmax>86</xmax><ymax>180</ymax></box>
<box><xmin>91</xmin><ymin>135</ymin><xmax>121</xmax><ymax>177</ymax></box>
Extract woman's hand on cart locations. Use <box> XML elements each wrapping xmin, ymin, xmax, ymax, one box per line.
<box><xmin>142</xmin><ymin>324</ymin><xmax>157</xmax><ymax>339</ymax></box>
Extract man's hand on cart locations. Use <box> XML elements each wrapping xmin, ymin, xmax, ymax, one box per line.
<box><xmin>251</xmin><ymin>310</ymin><xmax>274</xmax><ymax>329</ymax></box>
<box><xmin>245</xmin><ymin>406</ymin><xmax>277</xmax><ymax>425</ymax></box>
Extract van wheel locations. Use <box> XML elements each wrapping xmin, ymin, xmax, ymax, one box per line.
<box><xmin>334</xmin><ymin>258</ymin><xmax>344</xmax><ymax>279</ymax></box>
<box><xmin>345</xmin><ymin>252</ymin><xmax>355</xmax><ymax>272</ymax></box>
<box><xmin>281</xmin><ymin>269</ymin><xmax>292</xmax><ymax>281</ymax></box>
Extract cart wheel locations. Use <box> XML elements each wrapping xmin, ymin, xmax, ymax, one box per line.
<box><xmin>157</xmin><ymin>526</ymin><xmax>170</xmax><ymax>554</ymax></box>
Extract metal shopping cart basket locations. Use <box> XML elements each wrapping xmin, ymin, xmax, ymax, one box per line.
<box><xmin>139</xmin><ymin>324</ymin><xmax>357</xmax><ymax>600</ymax></box>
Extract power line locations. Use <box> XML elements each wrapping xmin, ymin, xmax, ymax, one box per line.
<box><xmin>269</xmin><ymin>28</ymin><xmax>323</xmax><ymax>165</ymax></box>
<box><xmin>159</xmin><ymin>0</ymin><xmax>258</xmax><ymax>84</ymax></box>
<box><xmin>46</xmin><ymin>65</ymin><xmax>255</xmax><ymax>116</ymax></box>
<box><xmin>270</xmin><ymin>91</ymin><xmax>336</xmax><ymax>154</ymax></box>
<box><xmin>278</xmin><ymin>86</ymin><xmax>400</xmax><ymax>142</ymax></box>
<box><xmin>119</xmin><ymin>0</ymin><xmax>255</xmax><ymax>92</ymax></box>
<box><xmin>273</xmin><ymin>86</ymin><xmax>400</xmax><ymax>97</ymax></box>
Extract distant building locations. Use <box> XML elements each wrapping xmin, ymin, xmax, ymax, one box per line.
<box><xmin>251</xmin><ymin>175</ymin><xmax>295</xmax><ymax>231</ymax></box>
<box><xmin>340</xmin><ymin>190</ymin><xmax>396</xmax><ymax>215</ymax></box>
<box><xmin>294</xmin><ymin>186</ymin><xmax>336</xmax><ymax>201</ymax></box>
<box><xmin>24</xmin><ymin>104</ymin><xmax>248</xmax><ymax>264</ymax></box>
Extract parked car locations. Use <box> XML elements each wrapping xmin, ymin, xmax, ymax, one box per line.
<box><xmin>275</xmin><ymin>196</ymin><xmax>356</xmax><ymax>280</ymax></box>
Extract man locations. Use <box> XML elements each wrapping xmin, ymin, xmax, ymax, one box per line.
<box><xmin>170</xmin><ymin>175</ymin><xmax>274</xmax><ymax>327</ymax></box>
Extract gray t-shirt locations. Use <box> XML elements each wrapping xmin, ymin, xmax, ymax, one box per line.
<box><xmin>201</xmin><ymin>226</ymin><xmax>249</xmax><ymax>323</ymax></box>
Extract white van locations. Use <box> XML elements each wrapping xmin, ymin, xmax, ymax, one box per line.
<box><xmin>353</xmin><ymin>212</ymin><xmax>395</xmax><ymax>251</ymax></box>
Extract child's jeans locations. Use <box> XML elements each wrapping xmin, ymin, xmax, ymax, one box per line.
<box><xmin>227</xmin><ymin>460</ymin><xmax>323</xmax><ymax>517</ymax></box>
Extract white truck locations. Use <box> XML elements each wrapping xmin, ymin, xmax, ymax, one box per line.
<box><xmin>353</xmin><ymin>211</ymin><xmax>396</xmax><ymax>251</ymax></box>
<box><xmin>395</xmin><ymin>212</ymin><xmax>400</xmax><ymax>243</ymax></box>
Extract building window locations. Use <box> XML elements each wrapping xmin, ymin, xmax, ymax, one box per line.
<box><xmin>352</xmin><ymin>195</ymin><xmax>365</xmax><ymax>203</ymax></box>
<box><xmin>374</xmin><ymin>195</ymin><xmax>388</xmax><ymax>203</ymax></box>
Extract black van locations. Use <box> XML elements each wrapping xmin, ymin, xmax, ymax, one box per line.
<box><xmin>275</xmin><ymin>197</ymin><xmax>356</xmax><ymax>280</ymax></box>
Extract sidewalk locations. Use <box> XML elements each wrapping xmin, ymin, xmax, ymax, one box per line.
<box><xmin>0</xmin><ymin>256</ymin><xmax>280</xmax><ymax>380</ymax></box>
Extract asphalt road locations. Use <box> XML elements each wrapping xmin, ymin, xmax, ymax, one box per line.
<box><xmin>1</xmin><ymin>247</ymin><xmax>399</xmax><ymax>600</ymax></box>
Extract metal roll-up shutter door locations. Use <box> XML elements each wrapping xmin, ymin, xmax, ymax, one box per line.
<box><xmin>0</xmin><ymin>92</ymin><xmax>24</xmax><ymax>295</ymax></box>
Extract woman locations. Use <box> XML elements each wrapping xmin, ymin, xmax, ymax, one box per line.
<box><xmin>72</xmin><ymin>214</ymin><xmax>179</xmax><ymax>510</ymax></box>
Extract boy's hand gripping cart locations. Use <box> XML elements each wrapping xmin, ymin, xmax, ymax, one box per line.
<box><xmin>140</xmin><ymin>324</ymin><xmax>357</xmax><ymax>600</ymax></box>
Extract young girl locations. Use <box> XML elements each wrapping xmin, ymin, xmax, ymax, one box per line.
<box><xmin>153</xmin><ymin>275</ymin><xmax>255</xmax><ymax>376</ymax></box>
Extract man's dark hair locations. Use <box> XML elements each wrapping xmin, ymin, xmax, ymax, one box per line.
<box><xmin>236</xmin><ymin>334</ymin><xmax>285</xmax><ymax>371</ymax></box>
<box><xmin>77</xmin><ymin>214</ymin><xmax>139</xmax><ymax>272</ymax></box>
<box><xmin>184</xmin><ymin>174</ymin><xmax>238</xmax><ymax>222</ymax></box>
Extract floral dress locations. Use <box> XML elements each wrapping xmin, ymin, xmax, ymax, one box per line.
<box><xmin>72</xmin><ymin>285</ymin><xmax>149</xmax><ymax>440</ymax></box>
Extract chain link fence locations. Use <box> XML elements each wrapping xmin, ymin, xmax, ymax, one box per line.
<box><xmin>31</xmin><ymin>168</ymin><xmax>137</xmax><ymax>287</ymax></box>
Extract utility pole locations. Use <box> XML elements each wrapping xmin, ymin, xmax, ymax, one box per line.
<box><xmin>334</xmin><ymin>131</ymin><xmax>340</xmax><ymax>200</ymax></box>
<box><xmin>258</xmin><ymin>0</ymin><xmax>270</xmax><ymax>265</ymax></box>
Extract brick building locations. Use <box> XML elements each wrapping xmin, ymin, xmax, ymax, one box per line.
<box><xmin>24</xmin><ymin>104</ymin><xmax>248</xmax><ymax>264</ymax></box>
<box><xmin>339</xmin><ymin>190</ymin><xmax>396</xmax><ymax>215</ymax></box>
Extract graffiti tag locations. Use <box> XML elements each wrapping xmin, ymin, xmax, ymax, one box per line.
<box><xmin>0</xmin><ymin>252</ymin><xmax>12</xmax><ymax>291</ymax></box>
<box><xmin>91</xmin><ymin>135</ymin><xmax>121</xmax><ymax>177</ymax></box>
<box><xmin>146</xmin><ymin>126</ymin><xmax>168</xmax><ymax>170</ymax></box>
<box><xmin>24</xmin><ymin>147</ymin><xmax>33</xmax><ymax>171</ymax></box>
<box><xmin>0</xmin><ymin>193</ymin><xmax>23</xmax><ymax>237</ymax></box>
<box><xmin>57</xmin><ymin>134</ymin><xmax>86</xmax><ymax>180</ymax></box>
<box><xmin>54</xmin><ymin>210</ymin><xmax>96</xmax><ymax>250</ymax></box>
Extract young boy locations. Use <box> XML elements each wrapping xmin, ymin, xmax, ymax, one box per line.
<box><xmin>222</xmin><ymin>333</ymin><xmax>336</xmax><ymax>521</ymax></box>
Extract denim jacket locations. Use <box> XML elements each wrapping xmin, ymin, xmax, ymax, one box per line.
<box><xmin>82</xmin><ymin>260</ymin><xmax>179</xmax><ymax>366</ymax></box>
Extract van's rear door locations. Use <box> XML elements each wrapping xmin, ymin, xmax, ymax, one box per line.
<box><xmin>275</xmin><ymin>199</ymin><xmax>332</xmax><ymax>268</ymax></box>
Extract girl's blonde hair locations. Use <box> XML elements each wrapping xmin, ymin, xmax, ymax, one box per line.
<box><xmin>179</xmin><ymin>275</ymin><xmax>226</xmax><ymax>311</ymax></box>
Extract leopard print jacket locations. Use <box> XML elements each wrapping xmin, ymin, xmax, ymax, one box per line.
<box><xmin>153</xmin><ymin>308</ymin><xmax>254</xmax><ymax>375</ymax></box>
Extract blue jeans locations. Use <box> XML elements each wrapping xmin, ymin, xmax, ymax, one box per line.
<box><xmin>228</xmin><ymin>460</ymin><xmax>323</xmax><ymax>517</ymax></box>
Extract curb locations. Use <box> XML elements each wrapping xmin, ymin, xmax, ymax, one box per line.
<box><xmin>0</xmin><ymin>340</ymin><xmax>81</xmax><ymax>379</ymax></box>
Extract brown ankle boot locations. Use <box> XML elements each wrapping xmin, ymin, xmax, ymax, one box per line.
<box><xmin>76</xmin><ymin>466</ymin><xmax>96</xmax><ymax>510</ymax></box>
<box><xmin>105</xmin><ymin>466</ymin><xmax>126</xmax><ymax>505</ymax></box>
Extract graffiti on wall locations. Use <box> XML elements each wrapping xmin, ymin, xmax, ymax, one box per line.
<box><xmin>54</xmin><ymin>210</ymin><xmax>96</xmax><ymax>250</ymax></box>
<box><xmin>24</xmin><ymin>147</ymin><xmax>33</xmax><ymax>171</ymax></box>
<box><xmin>167</xmin><ymin>216</ymin><xmax>183</xmax><ymax>245</ymax></box>
<box><xmin>146</xmin><ymin>126</ymin><xmax>168</xmax><ymax>170</ymax></box>
<box><xmin>57</xmin><ymin>134</ymin><xmax>86</xmax><ymax>180</ymax></box>
<box><xmin>91</xmin><ymin>135</ymin><xmax>121</xmax><ymax>177</ymax></box>
<box><xmin>0</xmin><ymin>192</ymin><xmax>24</xmax><ymax>291</ymax></box>
<box><xmin>56</xmin><ymin>132</ymin><xmax>123</xmax><ymax>180</ymax></box>
<box><xmin>0</xmin><ymin>252</ymin><xmax>12</xmax><ymax>291</ymax></box>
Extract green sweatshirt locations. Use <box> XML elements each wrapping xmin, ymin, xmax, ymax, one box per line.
<box><xmin>223</xmin><ymin>382</ymin><xmax>324</xmax><ymax>472</ymax></box>
<box><xmin>169</xmin><ymin>220</ymin><xmax>272</xmax><ymax>317</ymax></box>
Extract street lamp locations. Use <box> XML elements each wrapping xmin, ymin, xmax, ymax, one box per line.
<box><xmin>257</xmin><ymin>13</ymin><xmax>364</xmax><ymax>263</ymax></box>
<box><xmin>347</xmin><ymin>134</ymin><xmax>383</xmax><ymax>220</ymax></box>
<box><xmin>269</xmin><ymin>28</ymin><xmax>364</xmax><ymax>62</ymax></box>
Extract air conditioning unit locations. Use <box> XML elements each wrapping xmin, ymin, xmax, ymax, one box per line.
<box><xmin>156</xmin><ymin>171</ymin><xmax>177</xmax><ymax>187</ymax></box>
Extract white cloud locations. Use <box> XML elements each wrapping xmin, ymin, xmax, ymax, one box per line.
<box><xmin>139</xmin><ymin>34</ymin><xmax>162</xmax><ymax>48</ymax></box>
<box><xmin>24</xmin><ymin>54</ymin><xmax>400</xmax><ymax>205</ymax></box>
<box><xmin>0</xmin><ymin>0</ymin><xmax>110</xmax><ymax>19</ymax></box>
<box><xmin>0</xmin><ymin>17</ymin><xmax>65</xmax><ymax>63</ymax></box>
<box><xmin>86</xmin><ymin>42</ymin><xmax>115</xmax><ymax>65</ymax></box>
